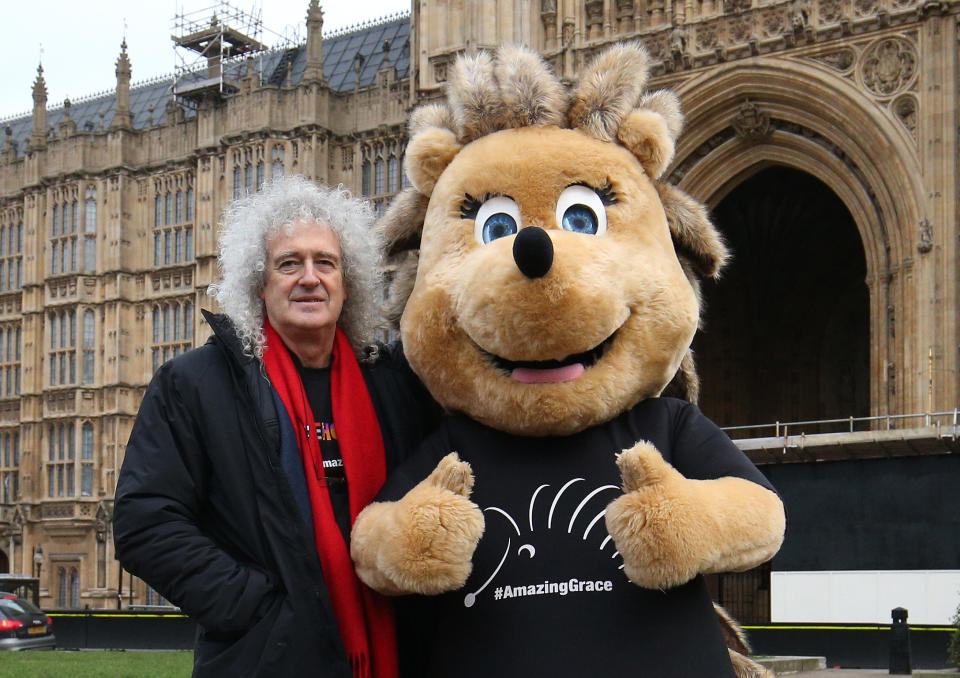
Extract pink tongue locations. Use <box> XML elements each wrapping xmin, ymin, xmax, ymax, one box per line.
<box><xmin>511</xmin><ymin>363</ymin><xmax>585</xmax><ymax>384</ymax></box>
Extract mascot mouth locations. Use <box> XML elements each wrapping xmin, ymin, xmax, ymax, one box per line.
<box><xmin>481</xmin><ymin>331</ymin><xmax>618</xmax><ymax>384</ymax></box>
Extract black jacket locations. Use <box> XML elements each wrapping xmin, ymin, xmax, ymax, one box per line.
<box><xmin>113</xmin><ymin>311</ymin><xmax>439</xmax><ymax>677</ymax></box>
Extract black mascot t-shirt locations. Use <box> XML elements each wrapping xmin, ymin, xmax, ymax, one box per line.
<box><xmin>381</xmin><ymin>397</ymin><xmax>775</xmax><ymax>678</ymax></box>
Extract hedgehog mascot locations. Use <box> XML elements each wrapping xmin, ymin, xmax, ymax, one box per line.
<box><xmin>350</xmin><ymin>43</ymin><xmax>785</xmax><ymax>678</ymax></box>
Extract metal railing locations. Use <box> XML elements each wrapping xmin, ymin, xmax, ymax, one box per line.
<box><xmin>721</xmin><ymin>409</ymin><xmax>960</xmax><ymax>440</ymax></box>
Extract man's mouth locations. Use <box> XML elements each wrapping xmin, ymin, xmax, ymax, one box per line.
<box><xmin>483</xmin><ymin>331</ymin><xmax>617</xmax><ymax>384</ymax></box>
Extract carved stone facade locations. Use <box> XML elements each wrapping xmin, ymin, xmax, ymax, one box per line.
<box><xmin>0</xmin><ymin>0</ymin><xmax>957</xmax><ymax>608</ymax></box>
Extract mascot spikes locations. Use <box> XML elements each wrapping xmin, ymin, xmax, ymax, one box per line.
<box><xmin>353</xmin><ymin>43</ymin><xmax>785</xmax><ymax>678</ymax></box>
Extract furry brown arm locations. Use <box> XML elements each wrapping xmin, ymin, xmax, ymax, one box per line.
<box><xmin>605</xmin><ymin>442</ymin><xmax>785</xmax><ymax>590</ymax></box>
<box><xmin>350</xmin><ymin>453</ymin><xmax>485</xmax><ymax>595</ymax></box>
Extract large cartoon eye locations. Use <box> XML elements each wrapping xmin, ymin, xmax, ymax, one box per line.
<box><xmin>555</xmin><ymin>185</ymin><xmax>607</xmax><ymax>236</ymax></box>
<box><xmin>475</xmin><ymin>196</ymin><xmax>522</xmax><ymax>245</ymax></box>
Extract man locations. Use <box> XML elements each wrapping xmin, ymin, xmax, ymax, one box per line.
<box><xmin>113</xmin><ymin>176</ymin><xmax>438</xmax><ymax>677</ymax></box>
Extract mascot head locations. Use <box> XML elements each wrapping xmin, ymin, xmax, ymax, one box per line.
<box><xmin>380</xmin><ymin>43</ymin><xmax>728</xmax><ymax>436</ymax></box>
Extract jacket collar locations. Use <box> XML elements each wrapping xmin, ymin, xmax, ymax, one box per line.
<box><xmin>201</xmin><ymin>309</ymin><xmax>255</xmax><ymax>367</ymax></box>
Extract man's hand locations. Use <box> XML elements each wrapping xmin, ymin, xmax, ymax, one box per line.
<box><xmin>351</xmin><ymin>453</ymin><xmax>485</xmax><ymax>595</ymax></box>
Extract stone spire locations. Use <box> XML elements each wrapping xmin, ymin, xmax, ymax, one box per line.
<box><xmin>59</xmin><ymin>97</ymin><xmax>77</xmax><ymax>137</ymax></box>
<box><xmin>113</xmin><ymin>40</ymin><xmax>133</xmax><ymax>130</ymax></box>
<box><xmin>303</xmin><ymin>0</ymin><xmax>325</xmax><ymax>83</ymax></box>
<box><xmin>31</xmin><ymin>63</ymin><xmax>47</xmax><ymax>149</ymax></box>
<box><xmin>1</xmin><ymin>127</ymin><xmax>16</xmax><ymax>164</ymax></box>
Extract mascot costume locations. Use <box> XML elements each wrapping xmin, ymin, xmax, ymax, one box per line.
<box><xmin>351</xmin><ymin>43</ymin><xmax>786</xmax><ymax>678</ymax></box>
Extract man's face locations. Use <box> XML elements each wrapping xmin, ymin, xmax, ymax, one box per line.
<box><xmin>259</xmin><ymin>219</ymin><xmax>346</xmax><ymax>341</ymax></box>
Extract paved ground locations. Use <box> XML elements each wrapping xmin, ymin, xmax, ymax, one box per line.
<box><xmin>792</xmin><ymin>671</ymin><xmax>897</xmax><ymax>677</ymax></box>
<box><xmin>792</xmin><ymin>671</ymin><xmax>956</xmax><ymax>677</ymax></box>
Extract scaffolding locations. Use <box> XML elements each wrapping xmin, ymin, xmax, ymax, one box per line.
<box><xmin>171</xmin><ymin>1</ymin><xmax>269</xmax><ymax>105</ymax></box>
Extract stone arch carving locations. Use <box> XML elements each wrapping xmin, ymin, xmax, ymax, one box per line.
<box><xmin>673</xmin><ymin>56</ymin><xmax>923</xmax><ymax>276</ymax></box>
<box><xmin>671</xmin><ymin>57</ymin><xmax>925</xmax><ymax>416</ymax></box>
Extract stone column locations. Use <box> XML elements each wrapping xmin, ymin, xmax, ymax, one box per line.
<box><xmin>541</xmin><ymin>0</ymin><xmax>559</xmax><ymax>49</ymax></box>
<box><xmin>585</xmin><ymin>0</ymin><xmax>604</xmax><ymax>39</ymax></box>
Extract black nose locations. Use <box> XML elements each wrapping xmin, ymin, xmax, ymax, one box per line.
<box><xmin>512</xmin><ymin>227</ymin><xmax>554</xmax><ymax>279</ymax></box>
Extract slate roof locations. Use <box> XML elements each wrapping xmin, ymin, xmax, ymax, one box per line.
<box><xmin>1</xmin><ymin>13</ymin><xmax>410</xmax><ymax>161</ymax></box>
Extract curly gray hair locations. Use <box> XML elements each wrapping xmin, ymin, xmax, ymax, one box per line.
<box><xmin>208</xmin><ymin>175</ymin><xmax>383</xmax><ymax>359</ymax></box>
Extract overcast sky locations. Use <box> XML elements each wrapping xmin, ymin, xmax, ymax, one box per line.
<box><xmin>0</xmin><ymin>0</ymin><xmax>411</xmax><ymax>121</ymax></box>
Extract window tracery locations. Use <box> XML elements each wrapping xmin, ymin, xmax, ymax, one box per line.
<box><xmin>0</xmin><ymin>324</ymin><xmax>21</xmax><ymax>399</ymax></box>
<box><xmin>151</xmin><ymin>299</ymin><xmax>194</xmax><ymax>373</ymax></box>
<box><xmin>359</xmin><ymin>137</ymin><xmax>406</xmax><ymax>214</ymax></box>
<box><xmin>48</xmin><ymin>422</ymin><xmax>75</xmax><ymax>497</ymax></box>
<box><xmin>0</xmin><ymin>207</ymin><xmax>23</xmax><ymax>292</ymax></box>
<box><xmin>0</xmin><ymin>430</ymin><xmax>18</xmax><ymax>504</ymax></box>
<box><xmin>48</xmin><ymin>309</ymin><xmax>76</xmax><ymax>387</ymax></box>
<box><xmin>153</xmin><ymin>174</ymin><xmax>195</xmax><ymax>267</ymax></box>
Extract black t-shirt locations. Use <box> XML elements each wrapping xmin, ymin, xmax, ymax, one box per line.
<box><xmin>380</xmin><ymin>397</ymin><xmax>776</xmax><ymax>678</ymax></box>
<box><xmin>295</xmin><ymin>361</ymin><xmax>351</xmax><ymax>542</ymax></box>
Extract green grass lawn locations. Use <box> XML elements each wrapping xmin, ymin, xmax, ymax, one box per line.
<box><xmin>0</xmin><ymin>650</ymin><xmax>193</xmax><ymax>678</ymax></box>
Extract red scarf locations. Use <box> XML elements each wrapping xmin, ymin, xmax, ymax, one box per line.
<box><xmin>261</xmin><ymin>320</ymin><xmax>398</xmax><ymax>678</ymax></box>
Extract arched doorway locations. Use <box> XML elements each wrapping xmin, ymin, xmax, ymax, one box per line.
<box><xmin>693</xmin><ymin>166</ymin><xmax>870</xmax><ymax>429</ymax></box>
<box><xmin>0</xmin><ymin>548</ymin><xmax>8</xmax><ymax>573</ymax></box>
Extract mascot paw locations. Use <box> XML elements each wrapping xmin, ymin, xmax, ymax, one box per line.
<box><xmin>352</xmin><ymin>453</ymin><xmax>485</xmax><ymax>595</ymax></box>
<box><xmin>604</xmin><ymin>441</ymin><xmax>708</xmax><ymax>589</ymax></box>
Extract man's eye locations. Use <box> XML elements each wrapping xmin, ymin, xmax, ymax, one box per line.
<box><xmin>278</xmin><ymin>261</ymin><xmax>301</xmax><ymax>272</ymax></box>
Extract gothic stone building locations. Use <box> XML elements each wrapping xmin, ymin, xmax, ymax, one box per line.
<box><xmin>0</xmin><ymin>0</ymin><xmax>957</xmax><ymax>617</ymax></box>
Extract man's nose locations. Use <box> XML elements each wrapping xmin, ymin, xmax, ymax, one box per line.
<box><xmin>299</xmin><ymin>260</ymin><xmax>322</xmax><ymax>285</ymax></box>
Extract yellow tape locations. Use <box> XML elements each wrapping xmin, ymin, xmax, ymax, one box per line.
<box><xmin>48</xmin><ymin>613</ymin><xmax>188</xmax><ymax>619</ymax></box>
<box><xmin>45</xmin><ymin>617</ymin><xmax>953</xmax><ymax>631</ymax></box>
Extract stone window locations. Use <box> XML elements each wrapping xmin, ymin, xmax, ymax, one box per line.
<box><xmin>272</xmin><ymin>146</ymin><xmax>285</xmax><ymax>179</ymax></box>
<box><xmin>361</xmin><ymin>140</ymin><xmax>404</xmax><ymax>213</ymax></box>
<box><xmin>0</xmin><ymin>211</ymin><xmax>23</xmax><ymax>292</ymax></box>
<box><xmin>361</xmin><ymin>149</ymin><xmax>372</xmax><ymax>197</ymax></box>
<box><xmin>233</xmin><ymin>166</ymin><xmax>243</xmax><ymax>199</ymax></box>
<box><xmin>154</xmin><ymin>178</ymin><xmax>195</xmax><ymax>267</ymax></box>
<box><xmin>388</xmin><ymin>155</ymin><xmax>399</xmax><ymax>193</ymax></box>
<box><xmin>57</xmin><ymin>566</ymin><xmax>80</xmax><ymax>608</ymax></box>
<box><xmin>50</xmin><ymin>189</ymin><xmax>78</xmax><ymax>275</ymax></box>
<box><xmin>146</xmin><ymin>585</ymin><xmax>170</xmax><ymax>606</ymax></box>
<box><xmin>47</xmin><ymin>421</ymin><xmax>76</xmax><ymax>497</ymax></box>
<box><xmin>360</xmin><ymin>139</ymin><xmax>409</xmax><ymax>206</ymax></box>
<box><xmin>0</xmin><ymin>430</ymin><xmax>19</xmax><ymax>504</ymax></box>
<box><xmin>81</xmin><ymin>422</ymin><xmax>94</xmax><ymax>497</ymax></box>
<box><xmin>0</xmin><ymin>323</ymin><xmax>21</xmax><ymax>397</ymax></box>
<box><xmin>151</xmin><ymin>299</ymin><xmax>194</xmax><ymax>373</ymax></box>
<box><xmin>45</xmin><ymin>420</ymin><xmax>94</xmax><ymax>499</ymax></box>
<box><xmin>84</xmin><ymin>186</ymin><xmax>97</xmax><ymax>272</ymax></box>
<box><xmin>374</xmin><ymin>155</ymin><xmax>385</xmax><ymax>195</ymax></box>
<box><xmin>82</xmin><ymin>310</ymin><xmax>95</xmax><ymax>385</ymax></box>
<box><xmin>48</xmin><ymin>309</ymin><xmax>76</xmax><ymax>386</ymax></box>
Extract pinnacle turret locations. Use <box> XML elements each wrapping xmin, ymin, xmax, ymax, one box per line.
<box><xmin>303</xmin><ymin>0</ymin><xmax>325</xmax><ymax>84</ymax></box>
<box><xmin>114</xmin><ymin>40</ymin><xmax>133</xmax><ymax>129</ymax></box>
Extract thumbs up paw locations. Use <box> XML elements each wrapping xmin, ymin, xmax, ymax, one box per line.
<box><xmin>352</xmin><ymin>453</ymin><xmax>485</xmax><ymax>595</ymax></box>
<box><xmin>605</xmin><ymin>441</ymin><xmax>707</xmax><ymax>590</ymax></box>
